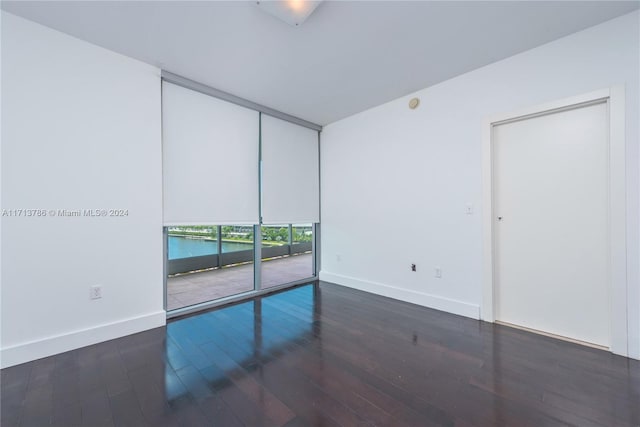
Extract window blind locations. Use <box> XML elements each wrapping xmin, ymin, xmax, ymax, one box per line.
<box><xmin>261</xmin><ymin>114</ymin><xmax>320</xmax><ymax>224</ymax></box>
<box><xmin>162</xmin><ymin>82</ymin><xmax>259</xmax><ymax>225</ymax></box>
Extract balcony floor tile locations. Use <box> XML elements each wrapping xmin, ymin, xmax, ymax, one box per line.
<box><xmin>167</xmin><ymin>253</ymin><xmax>313</xmax><ymax>311</ymax></box>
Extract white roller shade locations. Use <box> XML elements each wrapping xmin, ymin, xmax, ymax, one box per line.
<box><xmin>162</xmin><ymin>82</ymin><xmax>259</xmax><ymax>225</ymax></box>
<box><xmin>261</xmin><ymin>115</ymin><xmax>320</xmax><ymax>224</ymax></box>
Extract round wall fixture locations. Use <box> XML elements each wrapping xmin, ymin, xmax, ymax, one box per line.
<box><xmin>409</xmin><ymin>98</ymin><xmax>420</xmax><ymax>109</ymax></box>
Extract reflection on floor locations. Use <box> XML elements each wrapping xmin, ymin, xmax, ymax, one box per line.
<box><xmin>3</xmin><ymin>283</ymin><xmax>638</xmax><ymax>427</ymax></box>
<box><xmin>167</xmin><ymin>253</ymin><xmax>313</xmax><ymax>311</ymax></box>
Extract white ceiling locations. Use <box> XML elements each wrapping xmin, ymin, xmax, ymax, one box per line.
<box><xmin>2</xmin><ymin>1</ymin><xmax>638</xmax><ymax>125</ymax></box>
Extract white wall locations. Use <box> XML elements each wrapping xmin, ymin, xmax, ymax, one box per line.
<box><xmin>320</xmin><ymin>11</ymin><xmax>640</xmax><ymax>359</ymax></box>
<box><xmin>1</xmin><ymin>12</ymin><xmax>164</xmax><ymax>368</ymax></box>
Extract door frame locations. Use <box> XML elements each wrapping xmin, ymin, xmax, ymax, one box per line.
<box><xmin>481</xmin><ymin>87</ymin><xmax>628</xmax><ymax>356</ymax></box>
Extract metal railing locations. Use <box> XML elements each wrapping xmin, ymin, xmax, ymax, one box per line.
<box><xmin>167</xmin><ymin>242</ymin><xmax>312</xmax><ymax>275</ymax></box>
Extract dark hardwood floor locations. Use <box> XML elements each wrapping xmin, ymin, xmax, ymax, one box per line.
<box><xmin>2</xmin><ymin>282</ymin><xmax>639</xmax><ymax>426</ymax></box>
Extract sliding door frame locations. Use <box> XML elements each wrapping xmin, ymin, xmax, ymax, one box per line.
<box><xmin>162</xmin><ymin>71</ymin><xmax>322</xmax><ymax>319</ymax></box>
<box><xmin>165</xmin><ymin>225</ymin><xmax>320</xmax><ymax>319</ymax></box>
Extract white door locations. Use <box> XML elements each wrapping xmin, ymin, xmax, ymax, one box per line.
<box><xmin>493</xmin><ymin>101</ymin><xmax>610</xmax><ymax>347</ymax></box>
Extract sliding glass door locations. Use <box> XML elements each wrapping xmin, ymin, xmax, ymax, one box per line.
<box><xmin>164</xmin><ymin>223</ymin><xmax>316</xmax><ymax>312</ymax></box>
<box><xmin>165</xmin><ymin>225</ymin><xmax>256</xmax><ymax>311</ymax></box>
<box><xmin>261</xmin><ymin>224</ymin><xmax>314</xmax><ymax>289</ymax></box>
<box><xmin>161</xmin><ymin>77</ymin><xmax>320</xmax><ymax>315</ymax></box>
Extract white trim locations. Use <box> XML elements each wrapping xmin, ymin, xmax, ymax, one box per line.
<box><xmin>0</xmin><ymin>311</ymin><xmax>166</xmax><ymax>368</ymax></box>
<box><xmin>609</xmin><ymin>86</ymin><xmax>628</xmax><ymax>357</ymax></box>
<box><xmin>481</xmin><ymin>86</ymin><xmax>629</xmax><ymax>357</ymax></box>
<box><xmin>320</xmin><ymin>271</ymin><xmax>480</xmax><ymax>319</ymax></box>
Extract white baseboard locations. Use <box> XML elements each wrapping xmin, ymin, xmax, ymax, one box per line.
<box><xmin>1</xmin><ymin>311</ymin><xmax>166</xmax><ymax>368</ymax></box>
<box><xmin>319</xmin><ymin>271</ymin><xmax>480</xmax><ymax>319</ymax></box>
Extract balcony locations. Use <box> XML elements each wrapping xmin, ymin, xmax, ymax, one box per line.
<box><xmin>166</xmin><ymin>225</ymin><xmax>315</xmax><ymax>312</ymax></box>
<box><xmin>167</xmin><ymin>252</ymin><xmax>313</xmax><ymax>311</ymax></box>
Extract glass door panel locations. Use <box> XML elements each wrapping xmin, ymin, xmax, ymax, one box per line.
<box><xmin>260</xmin><ymin>223</ymin><xmax>314</xmax><ymax>290</ymax></box>
<box><xmin>166</xmin><ymin>225</ymin><xmax>254</xmax><ymax>311</ymax></box>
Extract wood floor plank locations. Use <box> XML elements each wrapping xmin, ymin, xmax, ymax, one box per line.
<box><xmin>2</xmin><ymin>282</ymin><xmax>639</xmax><ymax>427</ymax></box>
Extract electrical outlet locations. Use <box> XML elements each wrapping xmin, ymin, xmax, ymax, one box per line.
<box><xmin>435</xmin><ymin>267</ymin><xmax>442</xmax><ymax>278</ymax></box>
<box><xmin>411</xmin><ymin>264</ymin><xmax>416</xmax><ymax>272</ymax></box>
<box><xmin>90</xmin><ymin>285</ymin><xmax>102</xmax><ymax>300</ymax></box>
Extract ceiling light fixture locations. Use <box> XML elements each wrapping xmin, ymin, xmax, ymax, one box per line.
<box><xmin>255</xmin><ymin>1</ymin><xmax>323</xmax><ymax>27</ymax></box>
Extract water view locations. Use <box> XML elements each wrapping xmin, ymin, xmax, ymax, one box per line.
<box><xmin>168</xmin><ymin>236</ymin><xmax>252</xmax><ymax>259</ymax></box>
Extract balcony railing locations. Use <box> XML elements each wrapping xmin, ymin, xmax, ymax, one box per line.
<box><xmin>167</xmin><ymin>242</ymin><xmax>312</xmax><ymax>275</ymax></box>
